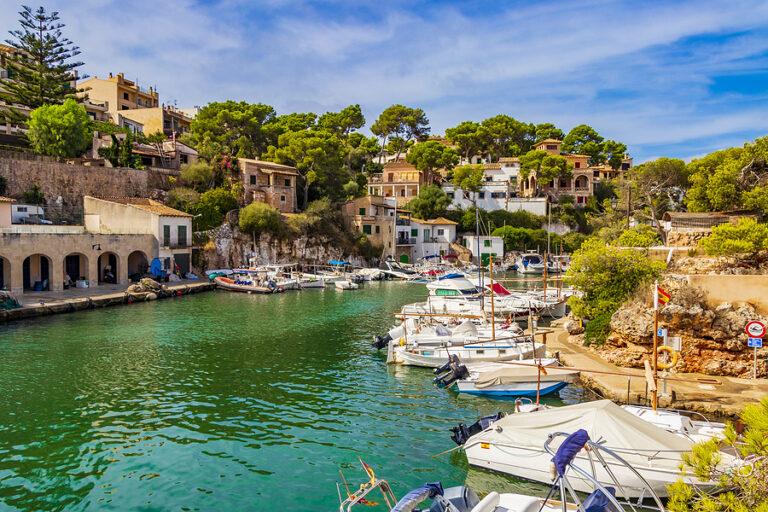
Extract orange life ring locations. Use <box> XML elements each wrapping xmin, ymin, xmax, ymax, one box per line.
<box><xmin>657</xmin><ymin>346</ymin><xmax>679</xmax><ymax>370</ymax></box>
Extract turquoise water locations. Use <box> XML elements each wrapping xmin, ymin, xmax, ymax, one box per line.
<box><xmin>0</xmin><ymin>282</ymin><xmax>583</xmax><ymax>511</ymax></box>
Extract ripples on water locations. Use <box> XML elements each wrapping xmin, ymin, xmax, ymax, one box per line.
<box><xmin>0</xmin><ymin>281</ymin><xmax>584</xmax><ymax>510</ymax></box>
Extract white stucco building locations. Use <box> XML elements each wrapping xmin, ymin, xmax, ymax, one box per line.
<box><xmin>462</xmin><ymin>235</ymin><xmax>504</xmax><ymax>265</ymax></box>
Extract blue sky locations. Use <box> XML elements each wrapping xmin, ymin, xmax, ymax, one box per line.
<box><xmin>3</xmin><ymin>0</ymin><xmax>768</xmax><ymax>163</ymax></box>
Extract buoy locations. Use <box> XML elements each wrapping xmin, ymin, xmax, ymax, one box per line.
<box><xmin>657</xmin><ymin>346</ymin><xmax>679</xmax><ymax>370</ymax></box>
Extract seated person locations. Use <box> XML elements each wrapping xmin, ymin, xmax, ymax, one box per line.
<box><xmin>63</xmin><ymin>272</ymin><xmax>74</xmax><ymax>288</ymax></box>
<box><xmin>103</xmin><ymin>265</ymin><xmax>115</xmax><ymax>283</ymax></box>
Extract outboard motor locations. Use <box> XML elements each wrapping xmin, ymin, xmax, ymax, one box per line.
<box><xmin>433</xmin><ymin>355</ymin><xmax>469</xmax><ymax>388</ymax></box>
<box><xmin>428</xmin><ymin>486</ymin><xmax>479</xmax><ymax>512</ymax></box>
<box><xmin>266</xmin><ymin>280</ymin><xmax>278</xmax><ymax>291</ymax></box>
<box><xmin>449</xmin><ymin>412</ymin><xmax>506</xmax><ymax>446</ymax></box>
<box><xmin>372</xmin><ymin>333</ymin><xmax>392</xmax><ymax>350</ymax></box>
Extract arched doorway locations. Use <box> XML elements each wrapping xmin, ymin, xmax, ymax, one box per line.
<box><xmin>0</xmin><ymin>256</ymin><xmax>10</xmax><ymax>291</ymax></box>
<box><xmin>64</xmin><ymin>253</ymin><xmax>89</xmax><ymax>286</ymax></box>
<box><xmin>127</xmin><ymin>251</ymin><xmax>148</xmax><ymax>281</ymax></box>
<box><xmin>574</xmin><ymin>175</ymin><xmax>589</xmax><ymax>190</ymax></box>
<box><xmin>22</xmin><ymin>254</ymin><xmax>52</xmax><ymax>291</ymax></box>
<box><xmin>98</xmin><ymin>252</ymin><xmax>119</xmax><ymax>284</ymax></box>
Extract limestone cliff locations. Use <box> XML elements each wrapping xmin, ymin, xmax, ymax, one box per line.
<box><xmin>596</xmin><ymin>280</ymin><xmax>767</xmax><ymax>377</ymax></box>
<box><xmin>194</xmin><ymin>221</ymin><xmax>370</xmax><ymax>271</ymax></box>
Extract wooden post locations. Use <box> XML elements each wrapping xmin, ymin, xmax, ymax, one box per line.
<box><xmin>489</xmin><ymin>254</ymin><xmax>496</xmax><ymax>340</ymax></box>
<box><xmin>543</xmin><ymin>251</ymin><xmax>548</xmax><ymax>296</ymax></box>
<box><xmin>653</xmin><ymin>300</ymin><xmax>659</xmax><ymax>411</ymax></box>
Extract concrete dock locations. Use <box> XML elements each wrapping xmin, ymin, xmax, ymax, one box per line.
<box><xmin>547</xmin><ymin>319</ymin><xmax>768</xmax><ymax>419</ymax></box>
<box><xmin>0</xmin><ymin>279</ymin><xmax>215</xmax><ymax>323</ymax></box>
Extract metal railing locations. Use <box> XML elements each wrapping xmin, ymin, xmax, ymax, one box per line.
<box><xmin>396</xmin><ymin>237</ymin><xmax>417</xmax><ymax>245</ymax></box>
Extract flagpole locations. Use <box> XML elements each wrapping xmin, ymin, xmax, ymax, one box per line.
<box><xmin>653</xmin><ymin>280</ymin><xmax>659</xmax><ymax>412</ymax></box>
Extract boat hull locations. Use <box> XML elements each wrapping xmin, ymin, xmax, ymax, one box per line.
<box><xmin>213</xmin><ymin>277</ymin><xmax>281</xmax><ymax>294</ymax></box>
<box><xmin>456</xmin><ymin>380</ymin><xmax>569</xmax><ymax>398</ymax></box>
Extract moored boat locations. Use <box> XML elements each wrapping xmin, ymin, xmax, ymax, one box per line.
<box><xmin>213</xmin><ymin>275</ymin><xmax>284</xmax><ymax>293</ymax></box>
<box><xmin>335</xmin><ymin>280</ymin><xmax>359</xmax><ymax>290</ymax></box>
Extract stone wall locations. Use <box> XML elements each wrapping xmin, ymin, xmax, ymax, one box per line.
<box><xmin>0</xmin><ymin>150</ymin><xmax>178</xmax><ymax>207</ymax></box>
<box><xmin>598</xmin><ymin>278</ymin><xmax>768</xmax><ymax>377</ymax></box>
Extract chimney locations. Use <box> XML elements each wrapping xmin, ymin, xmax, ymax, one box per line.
<box><xmin>109</xmin><ymin>72</ymin><xmax>113</xmax><ymax>78</ymax></box>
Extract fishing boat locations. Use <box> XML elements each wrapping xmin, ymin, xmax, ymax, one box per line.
<box><xmin>435</xmin><ymin>358</ymin><xmax>580</xmax><ymax>398</ymax></box>
<box><xmin>297</xmin><ymin>275</ymin><xmax>327</xmax><ymax>288</ymax></box>
<box><xmin>379</xmin><ymin>258</ymin><xmax>421</xmax><ymax>280</ymax></box>
<box><xmin>462</xmin><ymin>399</ymin><xmax>727</xmax><ymax>498</ymax></box>
<box><xmin>335</xmin><ymin>280</ymin><xmax>359</xmax><ymax>290</ymax></box>
<box><xmin>213</xmin><ymin>275</ymin><xmax>284</xmax><ymax>294</ymax></box>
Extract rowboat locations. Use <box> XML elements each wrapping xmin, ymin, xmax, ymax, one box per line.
<box><xmin>335</xmin><ymin>280</ymin><xmax>359</xmax><ymax>290</ymax></box>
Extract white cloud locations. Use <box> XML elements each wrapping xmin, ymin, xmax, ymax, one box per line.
<box><xmin>2</xmin><ymin>0</ymin><xmax>767</xmax><ymax>160</ymax></box>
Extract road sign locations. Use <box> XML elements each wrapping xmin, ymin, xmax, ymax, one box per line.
<box><xmin>657</xmin><ymin>328</ymin><xmax>667</xmax><ymax>337</ymax></box>
<box><xmin>748</xmin><ymin>337</ymin><xmax>763</xmax><ymax>348</ymax></box>
<box><xmin>746</xmin><ymin>321</ymin><xmax>766</xmax><ymax>338</ymax></box>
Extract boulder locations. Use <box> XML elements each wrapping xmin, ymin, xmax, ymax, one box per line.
<box><xmin>564</xmin><ymin>319</ymin><xmax>584</xmax><ymax>335</ymax></box>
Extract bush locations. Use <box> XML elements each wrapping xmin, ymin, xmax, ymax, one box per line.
<box><xmin>193</xmin><ymin>188</ymin><xmax>238</xmax><ymax>230</ymax></box>
<box><xmin>288</xmin><ymin>198</ymin><xmax>342</xmax><ymax>236</ymax></box>
<box><xmin>615</xmin><ymin>224</ymin><xmax>661</xmax><ymax>248</ymax></box>
<box><xmin>492</xmin><ymin>226</ymin><xmax>548</xmax><ymax>252</ymax></box>
<box><xmin>566</xmin><ymin>237</ymin><xmax>665</xmax><ymax>319</ymax></box>
<box><xmin>487</xmin><ymin>209</ymin><xmax>544</xmax><ymax>230</ymax></box>
<box><xmin>239</xmin><ymin>201</ymin><xmax>283</xmax><ymax>239</ymax></box>
<box><xmin>667</xmin><ymin>398</ymin><xmax>768</xmax><ymax>512</ymax></box>
<box><xmin>584</xmin><ymin>312</ymin><xmax>612</xmax><ymax>346</ymax></box>
<box><xmin>181</xmin><ymin>161</ymin><xmax>220</xmax><ymax>192</ymax></box>
<box><xmin>167</xmin><ymin>187</ymin><xmax>200</xmax><ymax>212</ymax></box>
<box><xmin>561</xmin><ymin>232</ymin><xmax>588</xmax><ymax>253</ymax></box>
<box><xmin>22</xmin><ymin>184</ymin><xmax>45</xmax><ymax>205</ymax></box>
<box><xmin>27</xmin><ymin>99</ymin><xmax>91</xmax><ymax>158</ymax></box>
<box><xmin>700</xmin><ymin>218</ymin><xmax>768</xmax><ymax>259</ymax></box>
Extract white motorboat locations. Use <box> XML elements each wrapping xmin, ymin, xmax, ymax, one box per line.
<box><xmin>435</xmin><ymin>359</ymin><xmax>580</xmax><ymax>398</ymax></box>
<box><xmin>335</xmin><ymin>280</ymin><xmax>358</xmax><ymax>290</ymax></box>
<box><xmin>379</xmin><ymin>258</ymin><xmax>422</xmax><ymax>280</ymax></box>
<box><xmin>462</xmin><ymin>399</ymin><xmax>726</xmax><ymax>498</ymax></box>
<box><xmin>621</xmin><ymin>404</ymin><xmax>727</xmax><ymax>443</ymax></box>
<box><xmin>297</xmin><ymin>275</ymin><xmax>327</xmax><ymax>288</ymax></box>
<box><xmin>514</xmin><ymin>251</ymin><xmax>546</xmax><ymax>274</ymax></box>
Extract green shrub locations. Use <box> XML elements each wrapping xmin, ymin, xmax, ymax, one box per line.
<box><xmin>239</xmin><ymin>201</ymin><xmax>283</xmax><ymax>239</ymax></box>
<box><xmin>193</xmin><ymin>188</ymin><xmax>238</xmax><ymax>230</ymax></box>
<box><xmin>487</xmin><ymin>209</ymin><xmax>544</xmax><ymax>230</ymax></box>
<box><xmin>167</xmin><ymin>187</ymin><xmax>200</xmax><ymax>212</ymax></box>
<box><xmin>700</xmin><ymin>218</ymin><xmax>768</xmax><ymax>259</ymax></box>
<box><xmin>583</xmin><ymin>312</ymin><xmax>612</xmax><ymax>346</ymax></box>
<box><xmin>27</xmin><ymin>99</ymin><xmax>91</xmax><ymax>158</ymax></box>
<box><xmin>22</xmin><ymin>184</ymin><xmax>45</xmax><ymax>205</ymax></box>
<box><xmin>615</xmin><ymin>224</ymin><xmax>661</xmax><ymax>248</ymax></box>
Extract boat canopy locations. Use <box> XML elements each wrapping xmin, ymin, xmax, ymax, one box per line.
<box><xmin>421</xmin><ymin>254</ymin><xmax>441</xmax><ymax>260</ymax></box>
<box><xmin>474</xmin><ymin>366</ymin><xmax>580</xmax><ymax>388</ymax></box>
<box><xmin>468</xmin><ymin>400</ymin><xmax>695</xmax><ymax>467</ymax></box>
<box><xmin>329</xmin><ymin>261</ymin><xmax>351</xmax><ymax>266</ymax></box>
<box><xmin>438</xmin><ymin>273</ymin><xmax>464</xmax><ymax>280</ymax></box>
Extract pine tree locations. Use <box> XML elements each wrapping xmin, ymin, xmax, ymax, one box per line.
<box><xmin>0</xmin><ymin>5</ymin><xmax>86</xmax><ymax>124</ymax></box>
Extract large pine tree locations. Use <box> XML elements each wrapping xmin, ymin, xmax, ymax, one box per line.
<box><xmin>0</xmin><ymin>5</ymin><xmax>85</xmax><ymax>124</ymax></box>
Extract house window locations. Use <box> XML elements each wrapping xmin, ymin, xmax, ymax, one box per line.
<box><xmin>250</xmin><ymin>175</ymin><xmax>256</xmax><ymax>185</ymax></box>
<box><xmin>462</xmin><ymin>191</ymin><xmax>470</xmax><ymax>200</ymax></box>
<box><xmin>177</xmin><ymin>225</ymin><xmax>187</xmax><ymax>247</ymax></box>
<box><xmin>478</xmin><ymin>192</ymin><xmax>485</xmax><ymax>199</ymax></box>
<box><xmin>280</xmin><ymin>195</ymin><xmax>286</xmax><ymax>201</ymax></box>
<box><xmin>411</xmin><ymin>228</ymin><xmax>418</xmax><ymax>237</ymax></box>
<box><xmin>400</xmin><ymin>189</ymin><xmax>405</xmax><ymax>197</ymax></box>
<box><xmin>547</xmin><ymin>144</ymin><xmax>558</xmax><ymax>150</ymax></box>
<box><xmin>621</xmin><ymin>163</ymin><xmax>630</xmax><ymax>170</ymax></box>
<box><xmin>423</xmin><ymin>229</ymin><xmax>429</xmax><ymax>241</ymax></box>
<box><xmin>437</xmin><ymin>229</ymin><xmax>444</xmax><ymax>236</ymax></box>
<box><xmin>491</xmin><ymin>192</ymin><xmax>506</xmax><ymax>198</ymax></box>
<box><xmin>121</xmin><ymin>105</ymin><xmax>129</xmax><ymax>110</ymax></box>
<box><xmin>359</xmin><ymin>208</ymin><xmax>366</xmax><ymax>215</ymax></box>
<box><xmin>594</xmin><ymin>171</ymin><xmax>600</xmax><ymax>178</ymax></box>
<box><xmin>363</xmin><ymin>225</ymin><xmax>372</xmax><ymax>234</ymax></box>
<box><xmin>163</xmin><ymin>225</ymin><xmax>170</xmax><ymax>247</ymax></box>
<box><xmin>387</xmin><ymin>173</ymin><xmax>394</xmax><ymax>181</ymax></box>
<box><xmin>284</xmin><ymin>178</ymin><xmax>291</xmax><ymax>187</ymax></box>
<box><xmin>123</xmin><ymin>92</ymin><xmax>130</xmax><ymax>100</ymax></box>
<box><xmin>375</xmin><ymin>225</ymin><xmax>380</xmax><ymax>234</ymax></box>
<box><xmin>447</xmin><ymin>192</ymin><xmax>454</xmax><ymax>199</ymax></box>
<box><xmin>180</xmin><ymin>154</ymin><xmax>188</xmax><ymax>164</ymax></box>
<box><xmin>574</xmin><ymin>162</ymin><xmax>580</xmax><ymax>168</ymax></box>
<box><xmin>484</xmin><ymin>240</ymin><xmax>491</xmax><ymax>247</ymax></box>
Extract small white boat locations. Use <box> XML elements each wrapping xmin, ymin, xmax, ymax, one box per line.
<box><xmin>436</xmin><ymin>359</ymin><xmax>579</xmax><ymax>398</ymax></box>
<box><xmin>335</xmin><ymin>280</ymin><xmax>358</xmax><ymax>290</ymax></box>
<box><xmin>514</xmin><ymin>251</ymin><xmax>546</xmax><ymax>274</ymax></box>
<box><xmin>297</xmin><ymin>276</ymin><xmax>327</xmax><ymax>288</ymax></box>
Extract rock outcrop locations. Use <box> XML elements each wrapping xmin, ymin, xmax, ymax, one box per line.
<box><xmin>599</xmin><ymin>286</ymin><xmax>768</xmax><ymax>377</ymax></box>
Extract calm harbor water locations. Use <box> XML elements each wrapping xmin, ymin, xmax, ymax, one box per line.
<box><xmin>0</xmin><ymin>281</ymin><xmax>584</xmax><ymax>511</ymax></box>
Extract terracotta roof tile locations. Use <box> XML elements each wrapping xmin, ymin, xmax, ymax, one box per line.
<box><xmin>97</xmin><ymin>197</ymin><xmax>193</xmax><ymax>217</ymax></box>
<box><xmin>0</xmin><ymin>196</ymin><xmax>15</xmax><ymax>203</ymax></box>
<box><xmin>238</xmin><ymin>157</ymin><xmax>299</xmax><ymax>175</ymax></box>
<box><xmin>411</xmin><ymin>216</ymin><xmax>458</xmax><ymax>225</ymax></box>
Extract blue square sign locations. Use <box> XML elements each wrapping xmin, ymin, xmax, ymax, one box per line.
<box><xmin>748</xmin><ymin>337</ymin><xmax>763</xmax><ymax>348</ymax></box>
<box><xmin>657</xmin><ymin>328</ymin><xmax>666</xmax><ymax>337</ymax></box>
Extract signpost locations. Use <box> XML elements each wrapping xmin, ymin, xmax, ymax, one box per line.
<box><xmin>745</xmin><ymin>321</ymin><xmax>765</xmax><ymax>379</ymax></box>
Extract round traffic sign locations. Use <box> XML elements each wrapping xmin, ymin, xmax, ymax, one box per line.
<box><xmin>746</xmin><ymin>321</ymin><xmax>766</xmax><ymax>338</ymax></box>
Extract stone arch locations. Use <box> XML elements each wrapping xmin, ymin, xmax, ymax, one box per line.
<box><xmin>98</xmin><ymin>252</ymin><xmax>120</xmax><ymax>284</ymax></box>
<box><xmin>64</xmin><ymin>252</ymin><xmax>89</xmax><ymax>283</ymax></box>
<box><xmin>22</xmin><ymin>253</ymin><xmax>52</xmax><ymax>290</ymax></box>
<box><xmin>127</xmin><ymin>250</ymin><xmax>149</xmax><ymax>279</ymax></box>
<box><xmin>0</xmin><ymin>256</ymin><xmax>10</xmax><ymax>291</ymax></box>
<box><xmin>575</xmin><ymin>175</ymin><xmax>589</xmax><ymax>189</ymax></box>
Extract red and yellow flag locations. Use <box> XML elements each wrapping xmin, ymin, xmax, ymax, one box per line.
<box><xmin>657</xmin><ymin>286</ymin><xmax>671</xmax><ymax>305</ymax></box>
<box><xmin>359</xmin><ymin>458</ymin><xmax>375</xmax><ymax>485</ymax></box>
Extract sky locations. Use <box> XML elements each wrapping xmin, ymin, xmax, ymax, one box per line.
<box><xmin>3</xmin><ymin>0</ymin><xmax>768</xmax><ymax>163</ymax></box>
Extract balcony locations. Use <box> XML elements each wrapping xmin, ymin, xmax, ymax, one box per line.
<box><xmin>397</xmin><ymin>237</ymin><xmax>417</xmax><ymax>245</ymax></box>
<box><xmin>396</xmin><ymin>218</ymin><xmax>411</xmax><ymax>226</ymax></box>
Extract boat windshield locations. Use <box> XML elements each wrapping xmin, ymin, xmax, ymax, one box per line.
<box><xmin>523</xmin><ymin>255</ymin><xmax>541</xmax><ymax>264</ymax></box>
